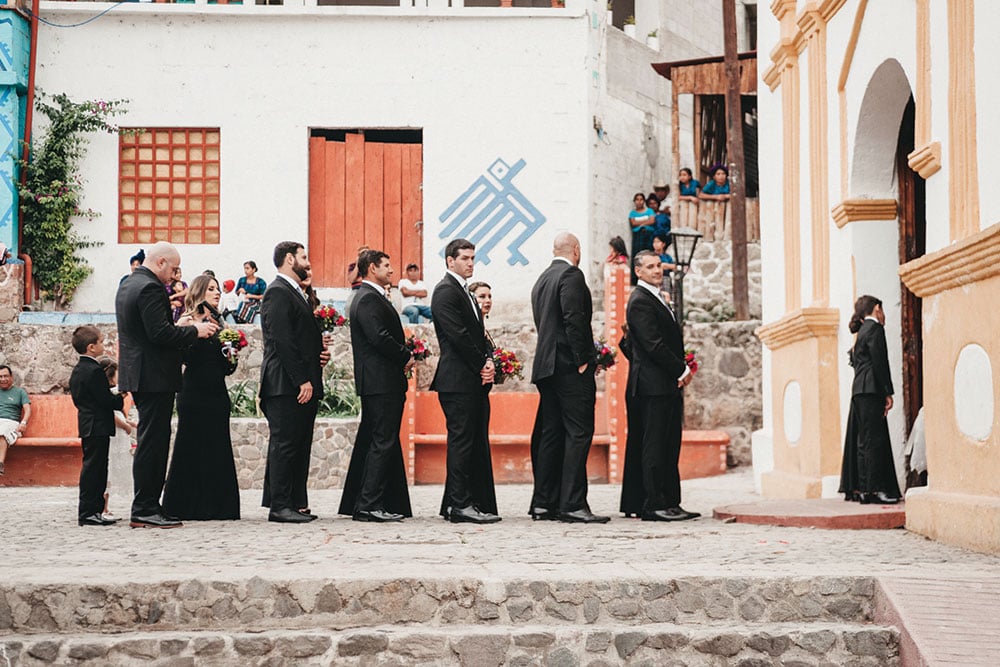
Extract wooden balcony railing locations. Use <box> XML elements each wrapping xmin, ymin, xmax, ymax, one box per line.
<box><xmin>673</xmin><ymin>198</ymin><xmax>760</xmax><ymax>243</ymax></box>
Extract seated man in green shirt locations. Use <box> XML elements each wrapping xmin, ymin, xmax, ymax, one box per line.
<box><xmin>0</xmin><ymin>365</ymin><xmax>31</xmax><ymax>476</ymax></box>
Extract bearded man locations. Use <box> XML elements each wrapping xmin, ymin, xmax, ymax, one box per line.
<box><xmin>259</xmin><ymin>241</ymin><xmax>329</xmax><ymax>523</ymax></box>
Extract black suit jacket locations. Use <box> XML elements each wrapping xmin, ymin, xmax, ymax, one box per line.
<box><xmin>850</xmin><ymin>319</ymin><xmax>894</xmax><ymax>397</ymax></box>
<box><xmin>350</xmin><ymin>283</ymin><xmax>411</xmax><ymax>396</ymax></box>
<box><xmin>70</xmin><ymin>357</ymin><xmax>125</xmax><ymax>438</ymax></box>
<box><xmin>259</xmin><ymin>275</ymin><xmax>324</xmax><ymax>399</ymax></box>
<box><xmin>624</xmin><ymin>285</ymin><xmax>687</xmax><ymax>398</ymax></box>
<box><xmin>430</xmin><ymin>273</ymin><xmax>492</xmax><ymax>393</ymax></box>
<box><xmin>530</xmin><ymin>259</ymin><xmax>595</xmax><ymax>384</ymax></box>
<box><xmin>115</xmin><ymin>266</ymin><xmax>198</xmax><ymax>393</ymax></box>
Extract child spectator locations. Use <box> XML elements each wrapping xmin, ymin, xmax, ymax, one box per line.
<box><xmin>399</xmin><ymin>263</ymin><xmax>433</xmax><ymax>323</ymax></box>
<box><xmin>678</xmin><ymin>168</ymin><xmax>701</xmax><ymax>203</ymax></box>
<box><xmin>219</xmin><ymin>279</ymin><xmax>240</xmax><ymax>324</ymax></box>
<box><xmin>69</xmin><ymin>326</ymin><xmax>124</xmax><ymax>526</ymax></box>
<box><xmin>648</xmin><ymin>193</ymin><xmax>671</xmax><ymax>240</ymax></box>
<box><xmin>699</xmin><ymin>165</ymin><xmax>731</xmax><ymax>201</ymax></box>
<box><xmin>167</xmin><ymin>266</ymin><xmax>188</xmax><ymax>322</ymax></box>
<box><xmin>606</xmin><ymin>236</ymin><xmax>629</xmax><ymax>265</ymax></box>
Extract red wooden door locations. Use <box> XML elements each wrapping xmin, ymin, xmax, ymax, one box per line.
<box><xmin>308</xmin><ymin>131</ymin><xmax>423</xmax><ymax>287</ymax></box>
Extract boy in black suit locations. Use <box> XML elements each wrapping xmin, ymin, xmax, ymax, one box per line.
<box><xmin>70</xmin><ymin>326</ymin><xmax>125</xmax><ymax>526</ymax></box>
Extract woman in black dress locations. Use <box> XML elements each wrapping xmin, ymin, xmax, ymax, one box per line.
<box><xmin>162</xmin><ymin>275</ymin><xmax>241</xmax><ymax>520</ymax></box>
<box><xmin>839</xmin><ymin>295</ymin><xmax>902</xmax><ymax>505</ymax></box>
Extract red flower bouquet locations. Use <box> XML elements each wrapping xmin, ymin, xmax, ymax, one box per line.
<box><xmin>405</xmin><ymin>335</ymin><xmax>431</xmax><ymax>378</ymax></box>
<box><xmin>491</xmin><ymin>347</ymin><xmax>524</xmax><ymax>384</ymax></box>
<box><xmin>314</xmin><ymin>305</ymin><xmax>347</xmax><ymax>332</ymax></box>
<box><xmin>684</xmin><ymin>348</ymin><xmax>699</xmax><ymax>374</ymax></box>
<box><xmin>218</xmin><ymin>328</ymin><xmax>249</xmax><ymax>367</ymax></box>
<box><xmin>595</xmin><ymin>338</ymin><xmax>617</xmax><ymax>372</ymax></box>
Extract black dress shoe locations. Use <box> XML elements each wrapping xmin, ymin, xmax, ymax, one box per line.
<box><xmin>860</xmin><ymin>492</ymin><xmax>901</xmax><ymax>505</ymax></box>
<box><xmin>129</xmin><ymin>513</ymin><xmax>183</xmax><ymax>529</ymax></box>
<box><xmin>530</xmin><ymin>507</ymin><xmax>558</xmax><ymax>521</ymax></box>
<box><xmin>675</xmin><ymin>506</ymin><xmax>701</xmax><ymax>519</ymax></box>
<box><xmin>558</xmin><ymin>509</ymin><xmax>611</xmax><ymax>524</ymax></box>
<box><xmin>268</xmin><ymin>508</ymin><xmax>315</xmax><ymax>523</ymax></box>
<box><xmin>353</xmin><ymin>509</ymin><xmax>404</xmax><ymax>523</ymax></box>
<box><xmin>79</xmin><ymin>513</ymin><xmax>117</xmax><ymax>526</ymax></box>
<box><xmin>642</xmin><ymin>507</ymin><xmax>696</xmax><ymax>522</ymax></box>
<box><xmin>449</xmin><ymin>506</ymin><xmax>502</xmax><ymax>524</ymax></box>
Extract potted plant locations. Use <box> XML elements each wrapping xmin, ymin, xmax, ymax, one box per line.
<box><xmin>623</xmin><ymin>15</ymin><xmax>636</xmax><ymax>38</ymax></box>
<box><xmin>646</xmin><ymin>29</ymin><xmax>659</xmax><ymax>51</ymax></box>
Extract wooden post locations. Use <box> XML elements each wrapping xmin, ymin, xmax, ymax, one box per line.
<box><xmin>723</xmin><ymin>0</ymin><xmax>750</xmax><ymax>320</ymax></box>
<box><xmin>671</xmin><ymin>78</ymin><xmax>680</xmax><ymax>216</ymax></box>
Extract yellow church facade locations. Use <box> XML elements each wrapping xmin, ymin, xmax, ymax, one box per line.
<box><xmin>754</xmin><ymin>0</ymin><xmax>1000</xmax><ymax>554</ymax></box>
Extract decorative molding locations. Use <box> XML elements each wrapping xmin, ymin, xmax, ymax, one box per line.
<box><xmin>830</xmin><ymin>199</ymin><xmax>898</xmax><ymax>229</ymax></box>
<box><xmin>756</xmin><ymin>308</ymin><xmax>841</xmax><ymax>351</ymax></box>
<box><xmin>797</xmin><ymin>7</ymin><xmax>824</xmax><ymax>38</ymax></box>
<box><xmin>915</xmin><ymin>0</ymin><xmax>931</xmax><ymax>144</ymax></box>
<box><xmin>781</xmin><ymin>61</ymin><xmax>802</xmax><ymax>310</ymax></box>
<box><xmin>805</xmin><ymin>18</ymin><xmax>831</xmax><ymax>304</ymax></box>
<box><xmin>770</xmin><ymin>0</ymin><xmax>797</xmax><ymax>20</ymax></box>
<box><xmin>898</xmin><ymin>222</ymin><xmax>1000</xmax><ymax>298</ymax></box>
<box><xmin>907</xmin><ymin>141</ymin><xmax>942</xmax><ymax>179</ymax></box>
<box><xmin>948</xmin><ymin>0</ymin><xmax>980</xmax><ymax>241</ymax></box>
<box><xmin>816</xmin><ymin>0</ymin><xmax>848</xmax><ymax>22</ymax></box>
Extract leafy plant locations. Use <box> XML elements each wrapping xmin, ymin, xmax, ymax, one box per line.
<box><xmin>624</xmin><ymin>14</ymin><xmax>635</xmax><ymax>25</ymax></box>
<box><xmin>228</xmin><ymin>380</ymin><xmax>260</xmax><ymax>417</ymax></box>
<box><xmin>317</xmin><ymin>376</ymin><xmax>362</xmax><ymax>418</ymax></box>
<box><xmin>648</xmin><ymin>29</ymin><xmax>657</xmax><ymax>38</ymax></box>
<box><xmin>18</xmin><ymin>93</ymin><xmax>127</xmax><ymax>308</ymax></box>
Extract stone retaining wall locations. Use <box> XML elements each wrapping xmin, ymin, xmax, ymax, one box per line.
<box><xmin>0</xmin><ymin>319</ymin><xmax>761</xmax><ymax>467</ymax></box>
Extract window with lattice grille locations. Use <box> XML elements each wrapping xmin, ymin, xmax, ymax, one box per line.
<box><xmin>118</xmin><ymin>128</ymin><xmax>221</xmax><ymax>244</ymax></box>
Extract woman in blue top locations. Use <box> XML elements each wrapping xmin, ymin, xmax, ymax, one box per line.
<box><xmin>628</xmin><ymin>192</ymin><xmax>656</xmax><ymax>260</ymax></box>
<box><xmin>236</xmin><ymin>260</ymin><xmax>267</xmax><ymax>323</ymax></box>
<box><xmin>699</xmin><ymin>165</ymin><xmax>731</xmax><ymax>202</ymax></box>
<box><xmin>648</xmin><ymin>193</ymin><xmax>671</xmax><ymax>241</ymax></box>
<box><xmin>678</xmin><ymin>167</ymin><xmax>701</xmax><ymax>203</ymax></box>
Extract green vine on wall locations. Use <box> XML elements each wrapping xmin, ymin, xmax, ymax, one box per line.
<box><xmin>18</xmin><ymin>92</ymin><xmax>127</xmax><ymax>308</ymax></box>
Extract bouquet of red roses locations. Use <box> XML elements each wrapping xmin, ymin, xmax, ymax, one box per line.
<box><xmin>218</xmin><ymin>328</ymin><xmax>249</xmax><ymax>367</ymax></box>
<box><xmin>314</xmin><ymin>305</ymin><xmax>347</xmax><ymax>332</ymax></box>
<box><xmin>594</xmin><ymin>338</ymin><xmax>617</xmax><ymax>372</ymax></box>
<box><xmin>491</xmin><ymin>347</ymin><xmax>523</xmax><ymax>384</ymax></box>
<box><xmin>405</xmin><ymin>335</ymin><xmax>431</xmax><ymax>378</ymax></box>
<box><xmin>684</xmin><ymin>348</ymin><xmax>699</xmax><ymax>374</ymax></box>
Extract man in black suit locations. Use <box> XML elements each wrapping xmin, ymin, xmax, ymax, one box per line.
<box><xmin>430</xmin><ymin>238</ymin><xmax>500</xmax><ymax>524</ymax></box>
<box><xmin>529</xmin><ymin>232</ymin><xmax>607</xmax><ymax>523</ymax></box>
<box><xmin>116</xmin><ymin>242</ymin><xmax>218</xmax><ymax>529</ymax></box>
<box><xmin>339</xmin><ymin>249</ymin><xmax>414</xmax><ymax>523</ymax></box>
<box><xmin>69</xmin><ymin>326</ymin><xmax>125</xmax><ymax>526</ymax></box>
<box><xmin>621</xmin><ymin>250</ymin><xmax>698</xmax><ymax>521</ymax></box>
<box><xmin>260</xmin><ymin>241</ymin><xmax>330</xmax><ymax>523</ymax></box>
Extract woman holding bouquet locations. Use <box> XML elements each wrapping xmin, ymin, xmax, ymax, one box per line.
<box><xmin>162</xmin><ymin>275</ymin><xmax>241</xmax><ymax>521</ymax></box>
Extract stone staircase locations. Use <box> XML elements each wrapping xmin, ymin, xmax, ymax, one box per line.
<box><xmin>0</xmin><ymin>575</ymin><xmax>900</xmax><ymax>665</ymax></box>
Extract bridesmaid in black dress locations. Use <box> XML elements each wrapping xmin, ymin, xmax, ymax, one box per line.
<box><xmin>839</xmin><ymin>295</ymin><xmax>902</xmax><ymax>505</ymax></box>
<box><xmin>163</xmin><ymin>274</ymin><xmax>241</xmax><ymax>520</ymax></box>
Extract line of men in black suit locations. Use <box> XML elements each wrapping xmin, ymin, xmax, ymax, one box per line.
<box><xmin>115</xmin><ymin>237</ymin><xmax>698</xmax><ymax>528</ymax></box>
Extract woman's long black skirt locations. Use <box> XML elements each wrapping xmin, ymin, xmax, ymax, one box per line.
<box><xmin>839</xmin><ymin>394</ymin><xmax>902</xmax><ymax>497</ymax></box>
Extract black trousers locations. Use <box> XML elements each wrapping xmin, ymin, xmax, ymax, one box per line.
<box><xmin>530</xmin><ymin>371</ymin><xmax>596</xmax><ymax>513</ymax></box>
<box><xmin>79</xmin><ymin>435</ymin><xmax>110</xmax><ymax>519</ymax></box>
<box><xmin>438</xmin><ymin>390</ymin><xmax>497</xmax><ymax>515</ymax></box>
<box><xmin>261</xmin><ymin>395</ymin><xmax>319</xmax><ymax>512</ymax></box>
<box><xmin>637</xmin><ymin>394</ymin><xmax>683</xmax><ymax>511</ymax></box>
<box><xmin>131</xmin><ymin>392</ymin><xmax>176</xmax><ymax>517</ymax></box>
<box><xmin>348</xmin><ymin>392</ymin><xmax>411</xmax><ymax>514</ymax></box>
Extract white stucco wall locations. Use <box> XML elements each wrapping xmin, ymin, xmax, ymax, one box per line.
<box><xmin>37</xmin><ymin>3</ymin><xmax>599</xmax><ymax>311</ymax></box>
<box><xmin>758</xmin><ymin>0</ymin><xmax>1000</xmax><ymax>490</ymax></box>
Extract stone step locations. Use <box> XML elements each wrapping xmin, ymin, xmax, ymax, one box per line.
<box><xmin>1</xmin><ymin>576</ymin><xmax>877</xmax><ymax>635</ymax></box>
<box><xmin>0</xmin><ymin>621</ymin><xmax>900</xmax><ymax>666</ymax></box>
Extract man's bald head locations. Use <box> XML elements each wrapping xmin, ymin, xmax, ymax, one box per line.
<box><xmin>553</xmin><ymin>232</ymin><xmax>581</xmax><ymax>266</ymax></box>
<box><xmin>143</xmin><ymin>241</ymin><xmax>181</xmax><ymax>284</ymax></box>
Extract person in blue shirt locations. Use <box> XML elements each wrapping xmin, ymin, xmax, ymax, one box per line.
<box><xmin>678</xmin><ymin>168</ymin><xmax>701</xmax><ymax>203</ymax></box>
<box><xmin>628</xmin><ymin>192</ymin><xmax>656</xmax><ymax>258</ymax></box>
<box><xmin>699</xmin><ymin>165</ymin><xmax>731</xmax><ymax>202</ymax></box>
<box><xmin>648</xmin><ymin>193</ymin><xmax>671</xmax><ymax>241</ymax></box>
